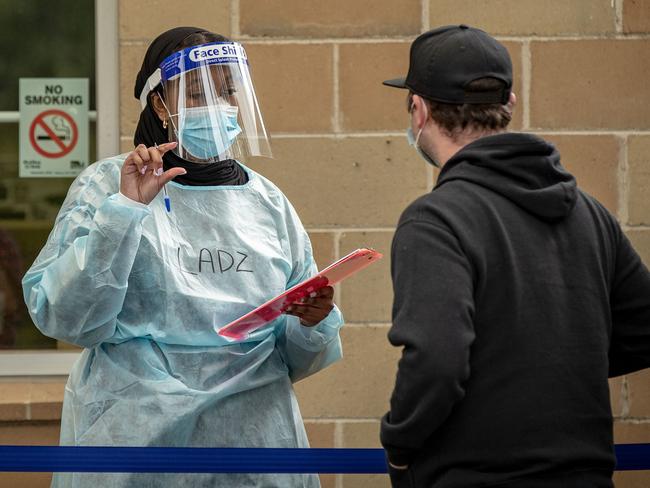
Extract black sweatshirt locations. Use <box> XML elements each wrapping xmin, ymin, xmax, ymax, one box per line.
<box><xmin>381</xmin><ymin>132</ymin><xmax>650</xmax><ymax>488</ymax></box>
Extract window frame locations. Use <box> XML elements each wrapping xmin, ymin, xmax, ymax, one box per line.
<box><xmin>0</xmin><ymin>0</ymin><xmax>118</xmax><ymax>377</ymax></box>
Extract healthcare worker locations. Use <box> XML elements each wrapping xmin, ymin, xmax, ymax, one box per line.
<box><xmin>23</xmin><ymin>27</ymin><xmax>344</xmax><ymax>488</ymax></box>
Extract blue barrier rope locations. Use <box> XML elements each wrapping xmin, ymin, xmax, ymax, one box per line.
<box><xmin>0</xmin><ymin>445</ymin><xmax>648</xmax><ymax>473</ymax></box>
<box><xmin>615</xmin><ymin>444</ymin><xmax>650</xmax><ymax>471</ymax></box>
<box><xmin>0</xmin><ymin>447</ymin><xmax>384</xmax><ymax>474</ymax></box>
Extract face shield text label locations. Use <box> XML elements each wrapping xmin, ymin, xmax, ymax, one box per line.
<box><xmin>189</xmin><ymin>44</ymin><xmax>247</xmax><ymax>63</ymax></box>
<box><xmin>162</xmin><ymin>42</ymin><xmax>249</xmax><ymax>82</ymax></box>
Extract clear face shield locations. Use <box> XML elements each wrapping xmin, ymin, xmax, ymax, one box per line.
<box><xmin>139</xmin><ymin>41</ymin><xmax>272</xmax><ymax>162</ymax></box>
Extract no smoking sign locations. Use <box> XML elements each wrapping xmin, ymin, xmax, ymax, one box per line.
<box><xmin>20</xmin><ymin>78</ymin><xmax>88</xmax><ymax>178</ymax></box>
<box><xmin>29</xmin><ymin>109</ymin><xmax>79</xmax><ymax>158</ymax></box>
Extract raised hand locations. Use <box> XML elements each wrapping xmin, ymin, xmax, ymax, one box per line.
<box><xmin>120</xmin><ymin>142</ymin><xmax>186</xmax><ymax>205</ymax></box>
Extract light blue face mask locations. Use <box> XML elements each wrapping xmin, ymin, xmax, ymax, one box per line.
<box><xmin>178</xmin><ymin>104</ymin><xmax>242</xmax><ymax>161</ymax></box>
<box><xmin>407</xmin><ymin>126</ymin><xmax>440</xmax><ymax>168</ymax></box>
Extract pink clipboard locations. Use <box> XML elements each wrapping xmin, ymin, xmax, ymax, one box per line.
<box><xmin>217</xmin><ymin>248</ymin><xmax>383</xmax><ymax>340</ymax></box>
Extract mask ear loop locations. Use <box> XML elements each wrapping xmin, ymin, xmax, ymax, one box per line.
<box><xmin>412</xmin><ymin>99</ymin><xmax>429</xmax><ymax>148</ymax></box>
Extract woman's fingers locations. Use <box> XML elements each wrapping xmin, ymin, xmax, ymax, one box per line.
<box><xmin>125</xmin><ymin>147</ymin><xmax>145</xmax><ymax>175</ymax></box>
<box><xmin>125</xmin><ymin>144</ymin><xmax>149</xmax><ymax>175</ymax></box>
<box><xmin>285</xmin><ymin>285</ymin><xmax>335</xmax><ymax>326</ymax></box>
<box><xmin>150</xmin><ymin>142</ymin><xmax>178</xmax><ymax>176</ymax></box>
<box><xmin>121</xmin><ymin>142</ymin><xmax>181</xmax><ymax>204</ymax></box>
<box><xmin>296</xmin><ymin>286</ymin><xmax>335</xmax><ymax>306</ymax></box>
<box><xmin>298</xmin><ymin>312</ymin><xmax>322</xmax><ymax>327</ymax></box>
<box><xmin>284</xmin><ymin>307</ymin><xmax>318</xmax><ymax>326</ymax></box>
<box><xmin>134</xmin><ymin>144</ymin><xmax>151</xmax><ymax>174</ymax></box>
<box><xmin>308</xmin><ymin>286</ymin><xmax>334</xmax><ymax>304</ymax></box>
<box><xmin>148</xmin><ymin>147</ymin><xmax>163</xmax><ymax>176</ymax></box>
<box><xmin>286</xmin><ymin>304</ymin><xmax>315</xmax><ymax>315</ymax></box>
<box><xmin>126</xmin><ymin>143</ymin><xmax>177</xmax><ymax>176</ymax></box>
<box><xmin>318</xmin><ymin>286</ymin><xmax>335</xmax><ymax>299</ymax></box>
<box><xmin>121</xmin><ymin>142</ymin><xmax>183</xmax><ymax>204</ymax></box>
<box><xmin>156</xmin><ymin>141</ymin><xmax>177</xmax><ymax>155</ymax></box>
<box><xmin>159</xmin><ymin>167</ymin><xmax>187</xmax><ymax>185</ymax></box>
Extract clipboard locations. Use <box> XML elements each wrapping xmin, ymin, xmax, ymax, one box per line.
<box><xmin>217</xmin><ymin>248</ymin><xmax>383</xmax><ymax>340</ymax></box>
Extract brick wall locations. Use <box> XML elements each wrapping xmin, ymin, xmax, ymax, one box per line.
<box><xmin>2</xmin><ymin>2</ymin><xmax>648</xmax><ymax>487</ymax></box>
<box><xmin>116</xmin><ymin>2</ymin><xmax>646</xmax><ymax>488</ymax></box>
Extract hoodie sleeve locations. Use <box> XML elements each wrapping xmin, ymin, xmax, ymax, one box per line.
<box><xmin>609</xmin><ymin>231</ymin><xmax>650</xmax><ymax>377</ymax></box>
<box><xmin>381</xmin><ymin>219</ymin><xmax>475</xmax><ymax>466</ymax></box>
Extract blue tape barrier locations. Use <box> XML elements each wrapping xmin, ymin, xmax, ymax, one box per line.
<box><xmin>615</xmin><ymin>443</ymin><xmax>650</xmax><ymax>471</ymax></box>
<box><xmin>0</xmin><ymin>445</ymin><xmax>647</xmax><ymax>473</ymax></box>
<box><xmin>0</xmin><ymin>447</ymin><xmax>385</xmax><ymax>474</ymax></box>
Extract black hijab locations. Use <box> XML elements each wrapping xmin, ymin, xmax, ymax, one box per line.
<box><xmin>133</xmin><ymin>27</ymin><xmax>248</xmax><ymax>186</ymax></box>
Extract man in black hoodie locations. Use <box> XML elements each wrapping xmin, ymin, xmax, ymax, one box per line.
<box><xmin>380</xmin><ymin>25</ymin><xmax>650</xmax><ymax>488</ymax></box>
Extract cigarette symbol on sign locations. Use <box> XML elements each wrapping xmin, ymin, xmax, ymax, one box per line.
<box><xmin>36</xmin><ymin>116</ymin><xmax>71</xmax><ymax>142</ymax></box>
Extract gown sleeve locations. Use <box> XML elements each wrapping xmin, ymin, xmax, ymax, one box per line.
<box><xmin>22</xmin><ymin>160</ymin><xmax>151</xmax><ymax>348</ymax></box>
<box><xmin>273</xmin><ymin>199</ymin><xmax>344</xmax><ymax>383</ymax></box>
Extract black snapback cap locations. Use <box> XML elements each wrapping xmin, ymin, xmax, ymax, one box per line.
<box><xmin>384</xmin><ymin>24</ymin><xmax>512</xmax><ymax>104</ymax></box>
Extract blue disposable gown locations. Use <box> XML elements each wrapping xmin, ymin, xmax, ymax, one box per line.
<box><xmin>22</xmin><ymin>156</ymin><xmax>344</xmax><ymax>487</ymax></box>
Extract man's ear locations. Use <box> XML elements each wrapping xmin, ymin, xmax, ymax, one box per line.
<box><xmin>411</xmin><ymin>94</ymin><xmax>429</xmax><ymax>130</ymax></box>
<box><xmin>508</xmin><ymin>92</ymin><xmax>517</xmax><ymax>110</ymax></box>
<box><xmin>150</xmin><ymin>92</ymin><xmax>168</xmax><ymax>123</ymax></box>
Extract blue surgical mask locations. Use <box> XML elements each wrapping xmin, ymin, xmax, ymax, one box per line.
<box><xmin>407</xmin><ymin>126</ymin><xmax>440</xmax><ymax>168</ymax></box>
<box><xmin>177</xmin><ymin>105</ymin><xmax>242</xmax><ymax>160</ymax></box>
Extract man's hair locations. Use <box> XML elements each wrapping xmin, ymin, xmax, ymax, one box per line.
<box><xmin>409</xmin><ymin>78</ymin><xmax>513</xmax><ymax>139</ymax></box>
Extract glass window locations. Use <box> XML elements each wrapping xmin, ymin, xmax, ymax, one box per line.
<box><xmin>0</xmin><ymin>0</ymin><xmax>95</xmax><ymax>349</ymax></box>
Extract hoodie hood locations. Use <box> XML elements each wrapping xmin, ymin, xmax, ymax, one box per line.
<box><xmin>436</xmin><ymin>132</ymin><xmax>577</xmax><ymax>222</ymax></box>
